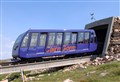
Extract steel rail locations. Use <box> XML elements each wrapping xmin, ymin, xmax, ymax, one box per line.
<box><xmin>0</xmin><ymin>56</ymin><xmax>90</xmax><ymax>74</ymax></box>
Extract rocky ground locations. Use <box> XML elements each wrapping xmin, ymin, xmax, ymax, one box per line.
<box><xmin>1</xmin><ymin>57</ymin><xmax>119</xmax><ymax>82</ymax></box>
<box><xmin>1</xmin><ymin>54</ymin><xmax>119</xmax><ymax>82</ymax></box>
<box><xmin>108</xmin><ymin>17</ymin><xmax>120</xmax><ymax>54</ymax></box>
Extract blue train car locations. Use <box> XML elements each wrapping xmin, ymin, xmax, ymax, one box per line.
<box><xmin>12</xmin><ymin>29</ymin><xmax>97</xmax><ymax>59</ymax></box>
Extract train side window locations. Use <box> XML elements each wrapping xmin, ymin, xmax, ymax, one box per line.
<box><xmin>84</xmin><ymin>32</ymin><xmax>90</xmax><ymax>43</ymax></box>
<box><xmin>78</xmin><ymin>32</ymin><xmax>84</xmax><ymax>44</ymax></box>
<box><xmin>39</xmin><ymin>33</ymin><xmax>47</xmax><ymax>47</ymax></box>
<box><xmin>48</xmin><ymin>33</ymin><xmax>55</xmax><ymax>46</ymax></box>
<box><xmin>71</xmin><ymin>33</ymin><xmax>77</xmax><ymax>44</ymax></box>
<box><xmin>90</xmin><ymin>33</ymin><xmax>94</xmax><ymax>43</ymax></box>
<box><xmin>21</xmin><ymin>33</ymin><xmax>29</xmax><ymax>47</ymax></box>
<box><xmin>64</xmin><ymin>32</ymin><xmax>71</xmax><ymax>45</ymax></box>
<box><xmin>30</xmin><ymin>33</ymin><xmax>38</xmax><ymax>47</ymax></box>
<box><xmin>56</xmin><ymin>33</ymin><xmax>63</xmax><ymax>46</ymax></box>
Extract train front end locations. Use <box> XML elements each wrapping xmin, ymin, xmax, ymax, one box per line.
<box><xmin>12</xmin><ymin>33</ymin><xmax>25</xmax><ymax>59</ymax></box>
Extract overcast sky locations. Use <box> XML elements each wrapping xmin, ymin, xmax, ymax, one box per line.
<box><xmin>0</xmin><ymin>0</ymin><xmax>120</xmax><ymax>60</ymax></box>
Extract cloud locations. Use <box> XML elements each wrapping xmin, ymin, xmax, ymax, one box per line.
<box><xmin>0</xmin><ymin>35</ymin><xmax>15</xmax><ymax>60</ymax></box>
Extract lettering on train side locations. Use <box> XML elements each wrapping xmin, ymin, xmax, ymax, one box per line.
<box><xmin>63</xmin><ymin>46</ymin><xmax>76</xmax><ymax>51</ymax></box>
<box><xmin>47</xmin><ymin>47</ymin><xmax>61</xmax><ymax>53</ymax></box>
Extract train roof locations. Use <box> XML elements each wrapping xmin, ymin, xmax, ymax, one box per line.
<box><xmin>26</xmin><ymin>29</ymin><xmax>94</xmax><ymax>32</ymax></box>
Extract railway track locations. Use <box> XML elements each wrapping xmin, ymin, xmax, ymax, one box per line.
<box><xmin>0</xmin><ymin>56</ymin><xmax>91</xmax><ymax>74</ymax></box>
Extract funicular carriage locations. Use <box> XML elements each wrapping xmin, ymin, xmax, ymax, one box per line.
<box><xmin>12</xmin><ymin>29</ymin><xmax>97</xmax><ymax>60</ymax></box>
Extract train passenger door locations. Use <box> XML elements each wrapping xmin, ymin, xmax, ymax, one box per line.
<box><xmin>89</xmin><ymin>32</ymin><xmax>97</xmax><ymax>51</ymax></box>
<box><xmin>36</xmin><ymin>33</ymin><xmax>47</xmax><ymax>55</ymax></box>
<box><xmin>62</xmin><ymin>32</ymin><xmax>76</xmax><ymax>52</ymax></box>
<box><xmin>77</xmin><ymin>32</ymin><xmax>85</xmax><ymax>50</ymax></box>
<box><xmin>46</xmin><ymin>32</ymin><xmax>63</xmax><ymax>54</ymax></box>
<box><xmin>77</xmin><ymin>32</ymin><xmax>90</xmax><ymax>51</ymax></box>
<box><xmin>46</xmin><ymin>33</ymin><xmax>56</xmax><ymax>53</ymax></box>
<box><xmin>55</xmin><ymin>33</ymin><xmax>63</xmax><ymax>52</ymax></box>
<box><xmin>27</xmin><ymin>33</ymin><xmax>39</xmax><ymax>56</ymax></box>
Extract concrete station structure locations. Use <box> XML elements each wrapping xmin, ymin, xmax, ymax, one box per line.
<box><xmin>85</xmin><ymin>16</ymin><xmax>120</xmax><ymax>57</ymax></box>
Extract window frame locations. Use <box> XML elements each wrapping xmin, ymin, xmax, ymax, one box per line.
<box><xmin>78</xmin><ymin>32</ymin><xmax>84</xmax><ymax>44</ymax></box>
<box><xmin>84</xmin><ymin>32</ymin><xmax>90</xmax><ymax>44</ymax></box>
<box><xmin>30</xmin><ymin>33</ymin><xmax>38</xmax><ymax>47</ymax></box>
<box><xmin>71</xmin><ymin>32</ymin><xmax>77</xmax><ymax>44</ymax></box>
<box><xmin>39</xmin><ymin>32</ymin><xmax>47</xmax><ymax>47</ymax></box>
<box><xmin>90</xmin><ymin>32</ymin><xmax>94</xmax><ymax>43</ymax></box>
<box><xmin>21</xmin><ymin>33</ymin><xmax>29</xmax><ymax>48</ymax></box>
<box><xmin>47</xmin><ymin>32</ymin><xmax>56</xmax><ymax>46</ymax></box>
<box><xmin>64</xmin><ymin>32</ymin><xmax>71</xmax><ymax>45</ymax></box>
<box><xmin>56</xmin><ymin>32</ymin><xmax>63</xmax><ymax>46</ymax></box>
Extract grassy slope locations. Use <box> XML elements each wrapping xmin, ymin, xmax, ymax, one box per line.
<box><xmin>0</xmin><ymin>61</ymin><xmax>120</xmax><ymax>82</ymax></box>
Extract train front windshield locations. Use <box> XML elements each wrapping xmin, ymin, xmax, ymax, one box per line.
<box><xmin>13</xmin><ymin>33</ymin><xmax>25</xmax><ymax>49</ymax></box>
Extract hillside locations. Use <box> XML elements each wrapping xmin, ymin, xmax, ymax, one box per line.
<box><xmin>0</xmin><ymin>60</ymin><xmax>120</xmax><ymax>82</ymax></box>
